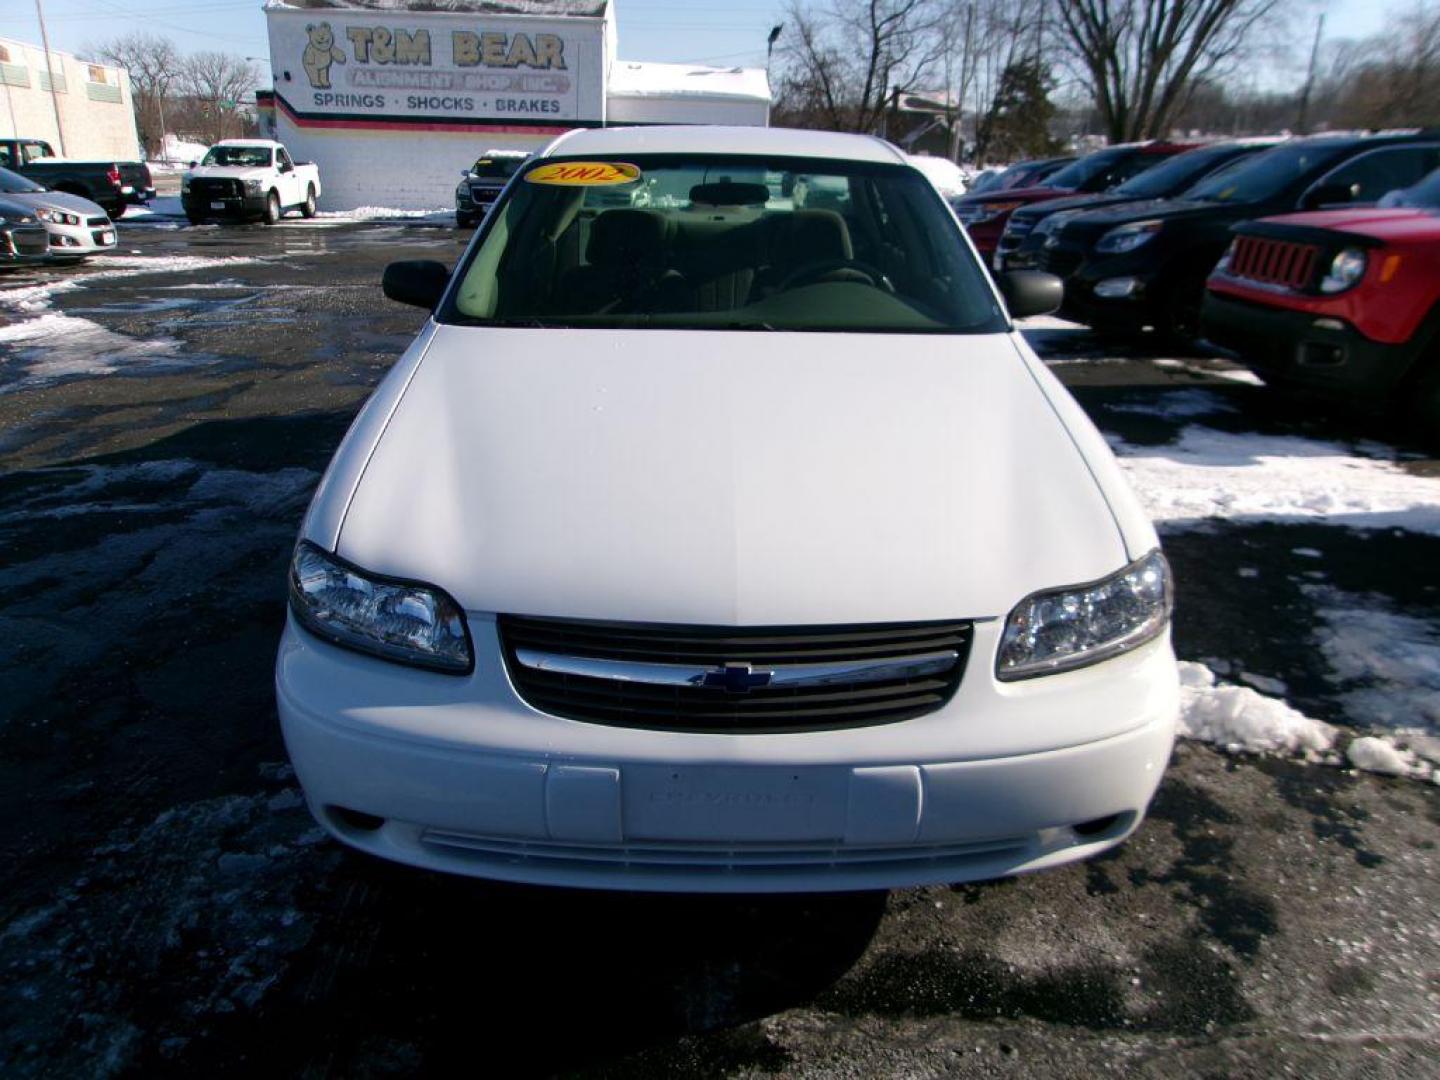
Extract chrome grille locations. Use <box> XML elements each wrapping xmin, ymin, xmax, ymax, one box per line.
<box><xmin>499</xmin><ymin>615</ymin><xmax>972</xmax><ymax>733</ymax></box>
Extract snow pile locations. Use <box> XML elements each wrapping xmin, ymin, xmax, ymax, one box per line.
<box><xmin>1111</xmin><ymin>426</ymin><xmax>1440</xmax><ymax>536</ymax></box>
<box><xmin>1346</xmin><ymin>736</ymin><xmax>1432</xmax><ymax>780</ymax></box>
<box><xmin>1309</xmin><ymin>586</ymin><xmax>1440</xmax><ymax>734</ymax></box>
<box><xmin>1177</xmin><ymin>660</ymin><xmax>1439</xmax><ymax>783</ymax></box>
<box><xmin>1177</xmin><ymin>660</ymin><xmax>1337</xmax><ymax>758</ymax></box>
<box><xmin>316</xmin><ymin>205</ymin><xmax>451</xmax><ymax>221</ymax></box>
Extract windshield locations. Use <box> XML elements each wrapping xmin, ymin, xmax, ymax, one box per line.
<box><xmin>471</xmin><ymin>156</ymin><xmax>528</xmax><ymax>179</ymax></box>
<box><xmin>1113</xmin><ymin>144</ymin><xmax>1257</xmax><ymax>199</ymax></box>
<box><xmin>1043</xmin><ymin>148</ymin><xmax>1129</xmax><ymax>190</ymax></box>
<box><xmin>0</xmin><ymin>167</ymin><xmax>45</xmax><ymax>194</ymax></box>
<box><xmin>1382</xmin><ymin>166</ymin><xmax>1440</xmax><ymax>208</ymax></box>
<box><xmin>1185</xmin><ymin>140</ymin><xmax>1352</xmax><ymax>204</ymax></box>
<box><xmin>201</xmin><ymin>145</ymin><xmax>272</xmax><ymax>168</ymax></box>
<box><xmin>444</xmin><ymin>155</ymin><xmax>1005</xmax><ymax>334</ymax></box>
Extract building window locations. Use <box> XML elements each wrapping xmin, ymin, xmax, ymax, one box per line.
<box><xmin>0</xmin><ymin>43</ymin><xmax>29</xmax><ymax>89</ymax></box>
<box><xmin>85</xmin><ymin>62</ymin><xmax>122</xmax><ymax>103</ymax></box>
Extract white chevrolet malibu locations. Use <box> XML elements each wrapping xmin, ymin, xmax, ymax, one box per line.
<box><xmin>276</xmin><ymin>126</ymin><xmax>1179</xmax><ymax>892</ymax></box>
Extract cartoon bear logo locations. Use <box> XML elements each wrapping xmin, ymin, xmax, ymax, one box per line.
<box><xmin>302</xmin><ymin>23</ymin><xmax>346</xmax><ymax>90</ymax></box>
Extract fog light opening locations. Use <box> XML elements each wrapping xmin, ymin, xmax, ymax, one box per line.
<box><xmin>1072</xmin><ymin>812</ymin><xmax>1125</xmax><ymax>838</ymax></box>
<box><xmin>328</xmin><ymin>805</ymin><xmax>385</xmax><ymax>833</ymax></box>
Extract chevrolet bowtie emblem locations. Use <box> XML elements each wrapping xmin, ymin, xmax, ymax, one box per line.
<box><xmin>695</xmin><ymin>662</ymin><xmax>773</xmax><ymax>693</ymax></box>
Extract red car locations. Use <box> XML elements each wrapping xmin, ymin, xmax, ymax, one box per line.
<box><xmin>949</xmin><ymin>142</ymin><xmax>1202</xmax><ymax>263</ymax></box>
<box><xmin>1201</xmin><ymin>167</ymin><xmax>1440</xmax><ymax>431</ymax></box>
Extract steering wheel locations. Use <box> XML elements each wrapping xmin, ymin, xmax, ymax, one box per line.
<box><xmin>777</xmin><ymin>258</ymin><xmax>895</xmax><ymax>293</ymax></box>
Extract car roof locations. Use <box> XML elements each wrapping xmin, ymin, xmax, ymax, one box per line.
<box><xmin>215</xmin><ymin>139</ymin><xmax>277</xmax><ymax>147</ymax></box>
<box><xmin>541</xmin><ymin>125</ymin><xmax>908</xmax><ymax>165</ymax></box>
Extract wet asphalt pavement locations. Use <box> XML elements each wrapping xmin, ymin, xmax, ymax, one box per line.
<box><xmin>1</xmin><ymin>216</ymin><xmax>1438</xmax><ymax>1079</ymax></box>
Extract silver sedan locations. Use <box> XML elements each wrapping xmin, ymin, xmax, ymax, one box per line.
<box><xmin>0</xmin><ymin>167</ymin><xmax>116</xmax><ymax>261</ymax></box>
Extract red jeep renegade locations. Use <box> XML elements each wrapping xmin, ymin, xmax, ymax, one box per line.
<box><xmin>1201</xmin><ymin>167</ymin><xmax>1440</xmax><ymax>432</ymax></box>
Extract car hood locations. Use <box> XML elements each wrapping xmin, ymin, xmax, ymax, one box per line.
<box><xmin>334</xmin><ymin>328</ymin><xmax>1128</xmax><ymax>625</ymax></box>
<box><xmin>0</xmin><ymin>196</ymin><xmax>40</xmax><ymax>221</ymax></box>
<box><xmin>8</xmin><ymin>190</ymin><xmax>106</xmax><ymax>216</ymax></box>
<box><xmin>1013</xmin><ymin>192</ymin><xmax>1129</xmax><ymax>221</ymax></box>
<box><xmin>188</xmin><ymin>166</ymin><xmax>269</xmax><ymax>181</ymax></box>
<box><xmin>956</xmin><ymin>182</ymin><xmax>1071</xmax><ymax>204</ymax></box>
<box><xmin>1254</xmin><ymin>206</ymin><xmax>1440</xmax><ymax>243</ymax></box>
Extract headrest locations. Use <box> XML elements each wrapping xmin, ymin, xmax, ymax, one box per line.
<box><xmin>689</xmin><ymin>182</ymin><xmax>769</xmax><ymax>207</ymax></box>
<box><xmin>587</xmin><ymin>209</ymin><xmax>667</xmax><ymax>267</ymax></box>
<box><xmin>777</xmin><ymin>209</ymin><xmax>853</xmax><ymax>266</ymax></box>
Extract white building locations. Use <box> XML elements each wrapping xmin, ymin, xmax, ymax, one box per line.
<box><xmin>0</xmin><ymin>36</ymin><xmax>140</xmax><ymax>161</ymax></box>
<box><xmin>260</xmin><ymin>0</ymin><xmax>770</xmax><ymax>209</ymax></box>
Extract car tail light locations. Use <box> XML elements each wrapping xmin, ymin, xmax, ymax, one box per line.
<box><xmin>106</xmin><ymin>164</ymin><xmax>122</xmax><ymax>187</ymax></box>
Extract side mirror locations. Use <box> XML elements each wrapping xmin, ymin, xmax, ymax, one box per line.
<box><xmin>460</xmin><ymin>168</ymin><xmax>471</xmax><ymax>178</ymax></box>
<box><xmin>998</xmin><ymin>270</ymin><xmax>1063</xmax><ymax>319</ymax></box>
<box><xmin>279</xmin><ymin>160</ymin><xmax>293</xmax><ymax>173</ymax></box>
<box><xmin>1301</xmin><ymin>182</ymin><xmax>1357</xmax><ymax>210</ymax></box>
<box><xmin>188</xmin><ymin>160</ymin><xmax>198</xmax><ymax>168</ymax></box>
<box><xmin>383</xmin><ymin>260</ymin><xmax>450</xmax><ymax>310</ymax></box>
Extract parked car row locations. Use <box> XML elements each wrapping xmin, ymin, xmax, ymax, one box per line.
<box><xmin>948</xmin><ymin>131</ymin><xmax>1440</xmax><ymax>428</ymax></box>
<box><xmin>0</xmin><ymin>165</ymin><xmax>117</xmax><ymax>268</ymax></box>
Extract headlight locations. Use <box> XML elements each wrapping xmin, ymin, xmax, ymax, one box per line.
<box><xmin>996</xmin><ymin>550</ymin><xmax>1172</xmax><ymax>680</ymax></box>
<box><xmin>968</xmin><ymin>200</ymin><xmax>1023</xmax><ymax>225</ymax></box>
<box><xmin>37</xmin><ymin>208</ymin><xmax>81</xmax><ymax>225</ymax></box>
<box><xmin>244</xmin><ymin>178</ymin><xmax>263</xmax><ymax>194</ymax></box>
<box><xmin>1213</xmin><ymin>239</ymin><xmax>1236</xmax><ymax>275</ymax></box>
<box><xmin>1319</xmin><ymin>248</ymin><xmax>1367</xmax><ymax>293</ymax></box>
<box><xmin>1095</xmin><ymin>220</ymin><xmax>1163</xmax><ymax>254</ymax></box>
<box><xmin>181</xmin><ymin>176</ymin><xmax>191</xmax><ymax>192</ymax></box>
<box><xmin>288</xmin><ymin>541</ymin><xmax>473</xmax><ymax>673</ymax></box>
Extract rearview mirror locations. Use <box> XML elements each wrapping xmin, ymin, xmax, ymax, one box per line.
<box><xmin>998</xmin><ymin>270</ymin><xmax>1063</xmax><ymax>319</ymax></box>
<box><xmin>1301</xmin><ymin>182</ymin><xmax>1357</xmax><ymax>210</ymax></box>
<box><xmin>383</xmin><ymin>260</ymin><xmax>450</xmax><ymax>310</ymax></box>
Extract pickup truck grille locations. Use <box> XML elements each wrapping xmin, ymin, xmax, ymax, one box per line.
<box><xmin>499</xmin><ymin>615</ymin><xmax>972</xmax><ymax>733</ymax></box>
<box><xmin>1037</xmin><ymin>246</ymin><xmax>1084</xmax><ymax>279</ymax></box>
<box><xmin>1229</xmin><ymin>235</ymin><xmax>1319</xmax><ymax>290</ymax></box>
<box><xmin>190</xmin><ymin>177</ymin><xmax>242</xmax><ymax>200</ymax></box>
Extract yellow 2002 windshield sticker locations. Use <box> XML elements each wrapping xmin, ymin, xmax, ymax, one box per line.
<box><xmin>525</xmin><ymin>161</ymin><xmax>641</xmax><ymax>186</ymax></box>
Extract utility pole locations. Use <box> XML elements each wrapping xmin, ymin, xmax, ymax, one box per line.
<box><xmin>34</xmin><ymin>0</ymin><xmax>68</xmax><ymax>156</ymax></box>
<box><xmin>1295</xmin><ymin>13</ymin><xmax>1325</xmax><ymax>135</ymax></box>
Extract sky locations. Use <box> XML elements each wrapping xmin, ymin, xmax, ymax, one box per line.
<box><xmin>0</xmin><ymin>0</ymin><xmax>1392</xmax><ymax>78</ymax></box>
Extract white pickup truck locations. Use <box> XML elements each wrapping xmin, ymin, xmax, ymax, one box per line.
<box><xmin>181</xmin><ymin>139</ymin><xmax>322</xmax><ymax>225</ymax></box>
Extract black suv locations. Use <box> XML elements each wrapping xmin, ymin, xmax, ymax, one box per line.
<box><xmin>994</xmin><ymin>140</ymin><xmax>1278</xmax><ymax>272</ymax></box>
<box><xmin>1035</xmin><ymin>133</ymin><xmax>1440</xmax><ymax>340</ymax></box>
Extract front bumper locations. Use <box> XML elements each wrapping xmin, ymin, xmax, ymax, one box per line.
<box><xmin>182</xmin><ymin>193</ymin><xmax>269</xmax><ymax>220</ymax></box>
<box><xmin>1200</xmin><ymin>291</ymin><xmax>1418</xmax><ymax>401</ymax></box>
<box><xmin>1</xmin><ymin>225</ymin><xmax>52</xmax><ymax>265</ymax></box>
<box><xmin>277</xmin><ymin>613</ymin><xmax>1178</xmax><ymax>892</ymax></box>
<box><xmin>43</xmin><ymin>219</ymin><xmax>117</xmax><ymax>257</ymax></box>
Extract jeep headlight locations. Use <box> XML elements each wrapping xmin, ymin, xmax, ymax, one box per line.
<box><xmin>288</xmin><ymin>541</ymin><xmax>473</xmax><ymax>673</ymax></box>
<box><xmin>1095</xmin><ymin>220</ymin><xmax>1163</xmax><ymax>254</ymax></box>
<box><xmin>997</xmin><ymin>550</ymin><xmax>1172</xmax><ymax>680</ymax></box>
<box><xmin>244</xmin><ymin>178</ymin><xmax>263</xmax><ymax>194</ymax></box>
<box><xmin>1319</xmin><ymin>248</ymin><xmax>1367</xmax><ymax>293</ymax></box>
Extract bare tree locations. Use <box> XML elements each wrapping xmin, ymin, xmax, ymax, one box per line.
<box><xmin>775</xmin><ymin>0</ymin><xmax>947</xmax><ymax>133</ymax></box>
<box><xmin>1326</xmin><ymin>2</ymin><xmax>1440</xmax><ymax>128</ymax></box>
<box><xmin>88</xmin><ymin>33</ymin><xmax>181</xmax><ymax>159</ymax></box>
<box><xmin>1053</xmin><ymin>0</ymin><xmax>1289</xmax><ymax>142</ymax></box>
<box><xmin>179</xmin><ymin>51</ymin><xmax>258</xmax><ymax>146</ymax></box>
